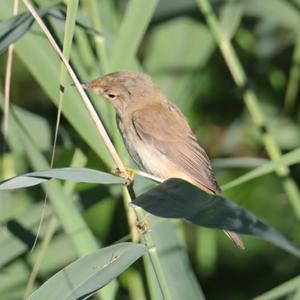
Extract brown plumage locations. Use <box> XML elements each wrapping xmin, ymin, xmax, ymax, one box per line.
<box><xmin>82</xmin><ymin>71</ymin><xmax>244</xmax><ymax>249</ymax></box>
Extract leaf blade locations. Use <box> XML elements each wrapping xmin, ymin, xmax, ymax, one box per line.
<box><xmin>28</xmin><ymin>243</ymin><xmax>147</xmax><ymax>300</ymax></box>
<box><xmin>0</xmin><ymin>167</ymin><xmax>125</xmax><ymax>190</ymax></box>
<box><xmin>133</xmin><ymin>179</ymin><xmax>300</xmax><ymax>258</ymax></box>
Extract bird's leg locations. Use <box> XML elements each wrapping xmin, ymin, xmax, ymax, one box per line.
<box><xmin>136</xmin><ymin>213</ymin><xmax>150</xmax><ymax>235</ymax></box>
<box><xmin>112</xmin><ymin>167</ymin><xmax>164</xmax><ymax>184</ymax></box>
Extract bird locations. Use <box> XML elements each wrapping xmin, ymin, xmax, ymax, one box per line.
<box><xmin>82</xmin><ymin>71</ymin><xmax>244</xmax><ymax>249</ymax></box>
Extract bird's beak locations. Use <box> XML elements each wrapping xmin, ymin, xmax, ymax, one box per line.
<box><xmin>70</xmin><ymin>82</ymin><xmax>90</xmax><ymax>89</ymax></box>
<box><xmin>78</xmin><ymin>80</ymin><xmax>104</xmax><ymax>95</ymax></box>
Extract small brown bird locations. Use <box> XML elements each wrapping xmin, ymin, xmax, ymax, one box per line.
<box><xmin>82</xmin><ymin>71</ymin><xmax>244</xmax><ymax>249</ymax></box>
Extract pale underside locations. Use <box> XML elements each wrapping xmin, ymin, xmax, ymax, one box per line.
<box><xmin>118</xmin><ymin>101</ymin><xmax>221</xmax><ymax>194</ymax></box>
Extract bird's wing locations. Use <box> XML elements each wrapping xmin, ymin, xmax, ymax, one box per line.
<box><xmin>132</xmin><ymin>102</ymin><xmax>220</xmax><ymax>193</ymax></box>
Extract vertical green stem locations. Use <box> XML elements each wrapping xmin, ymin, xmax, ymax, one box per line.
<box><xmin>51</xmin><ymin>0</ymin><xmax>79</xmax><ymax>167</ymax></box>
<box><xmin>88</xmin><ymin>0</ymin><xmax>110</xmax><ymax>73</ymax></box>
<box><xmin>124</xmin><ymin>186</ymin><xmax>172</xmax><ymax>300</ymax></box>
<box><xmin>284</xmin><ymin>34</ymin><xmax>300</xmax><ymax>114</ymax></box>
<box><xmin>2</xmin><ymin>0</ymin><xmax>19</xmax><ymax>180</ymax></box>
<box><xmin>196</xmin><ymin>0</ymin><xmax>300</xmax><ymax>218</ymax></box>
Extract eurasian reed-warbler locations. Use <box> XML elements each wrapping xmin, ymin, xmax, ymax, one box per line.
<box><xmin>82</xmin><ymin>71</ymin><xmax>244</xmax><ymax>249</ymax></box>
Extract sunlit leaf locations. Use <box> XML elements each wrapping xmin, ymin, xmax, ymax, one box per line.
<box><xmin>28</xmin><ymin>243</ymin><xmax>147</xmax><ymax>300</ymax></box>
<box><xmin>0</xmin><ymin>167</ymin><xmax>125</xmax><ymax>190</ymax></box>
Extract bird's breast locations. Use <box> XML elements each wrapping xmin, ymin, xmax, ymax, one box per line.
<box><xmin>116</xmin><ymin>114</ymin><xmax>146</xmax><ymax>170</ymax></box>
<box><xmin>116</xmin><ymin>113</ymin><xmax>173</xmax><ymax>178</ymax></box>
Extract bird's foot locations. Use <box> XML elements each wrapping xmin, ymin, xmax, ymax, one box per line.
<box><xmin>111</xmin><ymin>167</ymin><xmax>136</xmax><ymax>185</ymax></box>
<box><xmin>136</xmin><ymin>214</ymin><xmax>150</xmax><ymax>235</ymax></box>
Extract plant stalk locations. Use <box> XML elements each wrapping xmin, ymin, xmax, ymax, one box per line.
<box><xmin>196</xmin><ymin>0</ymin><xmax>300</xmax><ymax>219</ymax></box>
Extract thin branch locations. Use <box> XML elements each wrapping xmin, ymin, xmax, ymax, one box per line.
<box><xmin>22</xmin><ymin>0</ymin><xmax>126</xmax><ymax>174</ymax></box>
<box><xmin>2</xmin><ymin>0</ymin><xmax>19</xmax><ymax>178</ymax></box>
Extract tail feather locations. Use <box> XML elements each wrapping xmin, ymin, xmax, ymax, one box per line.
<box><xmin>223</xmin><ymin>230</ymin><xmax>245</xmax><ymax>250</ymax></box>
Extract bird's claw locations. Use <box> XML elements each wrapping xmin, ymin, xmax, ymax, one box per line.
<box><xmin>111</xmin><ymin>167</ymin><xmax>136</xmax><ymax>185</ymax></box>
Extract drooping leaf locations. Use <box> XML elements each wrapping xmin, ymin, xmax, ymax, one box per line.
<box><xmin>0</xmin><ymin>10</ymin><xmax>35</xmax><ymax>55</ymax></box>
<box><xmin>28</xmin><ymin>243</ymin><xmax>147</xmax><ymax>300</ymax></box>
<box><xmin>133</xmin><ymin>178</ymin><xmax>300</xmax><ymax>258</ymax></box>
<box><xmin>0</xmin><ymin>8</ymin><xmax>51</xmax><ymax>55</ymax></box>
<box><xmin>0</xmin><ymin>167</ymin><xmax>125</xmax><ymax>190</ymax></box>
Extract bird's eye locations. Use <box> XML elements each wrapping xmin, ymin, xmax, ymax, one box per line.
<box><xmin>107</xmin><ymin>93</ymin><xmax>116</xmax><ymax>99</ymax></box>
<box><xmin>103</xmin><ymin>89</ymin><xmax>117</xmax><ymax>100</ymax></box>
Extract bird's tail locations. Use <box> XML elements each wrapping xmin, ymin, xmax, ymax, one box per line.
<box><xmin>223</xmin><ymin>230</ymin><xmax>245</xmax><ymax>250</ymax></box>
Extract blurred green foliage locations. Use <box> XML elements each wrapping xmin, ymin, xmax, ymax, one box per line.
<box><xmin>1</xmin><ymin>0</ymin><xmax>300</xmax><ymax>299</ymax></box>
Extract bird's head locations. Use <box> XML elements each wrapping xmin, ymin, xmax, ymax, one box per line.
<box><xmin>81</xmin><ymin>71</ymin><xmax>156</xmax><ymax>113</ymax></box>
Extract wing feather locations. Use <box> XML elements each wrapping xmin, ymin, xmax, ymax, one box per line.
<box><xmin>132</xmin><ymin>102</ymin><xmax>220</xmax><ymax>193</ymax></box>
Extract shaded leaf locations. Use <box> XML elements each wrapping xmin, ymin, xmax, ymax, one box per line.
<box><xmin>252</xmin><ymin>275</ymin><xmax>300</xmax><ymax>300</ymax></box>
<box><xmin>0</xmin><ymin>8</ymin><xmax>48</xmax><ymax>55</ymax></box>
<box><xmin>0</xmin><ymin>203</ymin><xmax>54</xmax><ymax>268</ymax></box>
<box><xmin>0</xmin><ymin>7</ymin><xmax>99</xmax><ymax>55</ymax></box>
<box><xmin>0</xmin><ymin>167</ymin><xmax>125</xmax><ymax>190</ymax></box>
<box><xmin>133</xmin><ymin>179</ymin><xmax>300</xmax><ymax>258</ymax></box>
<box><xmin>28</xmin><ymin>243</ymin><xmax>147</xmax><ymax>300</ymax></box>
<box><xmin>134</xmin><ymin>176</ymin><xmax>205</xmax><ymax>299</ymax></box>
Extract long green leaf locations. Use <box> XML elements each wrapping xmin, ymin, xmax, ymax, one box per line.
<box><xmin>0</xmin><ymin>167</ymin><xmax>125</xmax><ymax>190</ymax></box>
<box><xmin>133</xmin><ymin>179</ymin><xmax>300</xmax><ymax>258</ymax></box>
<box><xmin>28</xmin><ymin>243</ymin><xmax>147</xmax><ymax>300</ymax></box>
<box><xmin>110</xmin><ymin>0</ymin><xmax>158</xmax><ymax>70</ymax></box>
